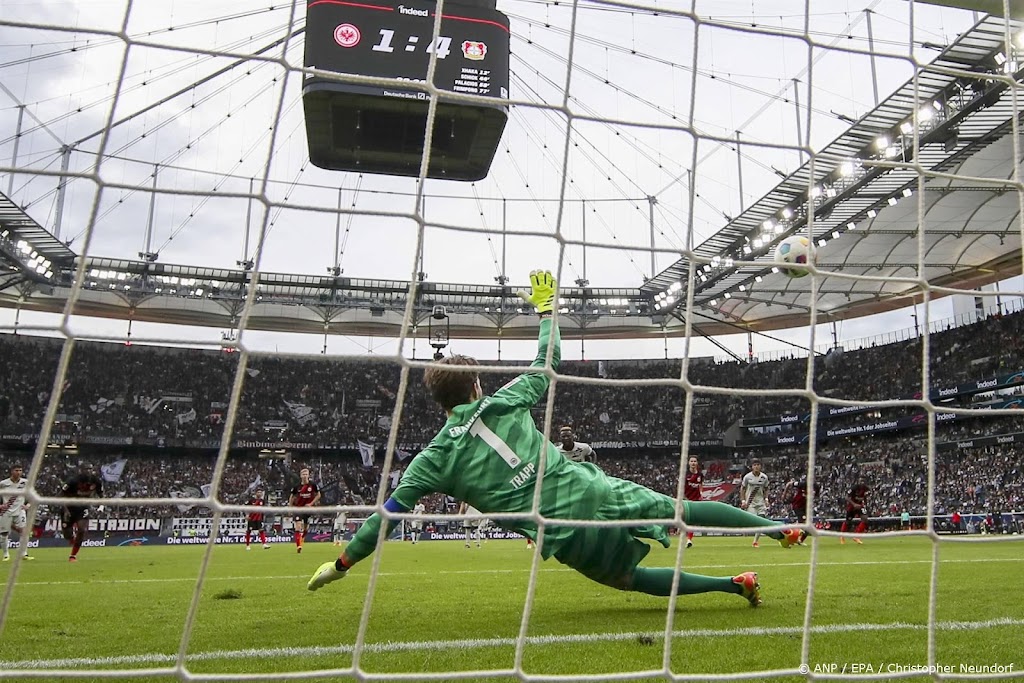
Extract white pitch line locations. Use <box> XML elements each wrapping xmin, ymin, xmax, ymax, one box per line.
<box><xmin>3</xmin><ymin>617</ymin><xmax>1023</xmax><ymax>670</ymax></box>
<box><xmin>7</xmin><ymin>569</ymin><xmax>550</xmax><ymax>587</ymax></box>
<box><xmin>7</xmin><ymin>557</ymin><xmax>1023</xmax><ymax>587</ymax></box>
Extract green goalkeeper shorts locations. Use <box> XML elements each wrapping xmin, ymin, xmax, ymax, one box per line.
<box><xmin>551</xmin><ymin>476</ymin><xmax>678</xmax><ymax>590</ymax></box>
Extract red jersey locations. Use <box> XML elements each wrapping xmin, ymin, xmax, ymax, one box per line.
<box><xmin>848</xmin><ymin>484</ymin><xmax>869</xmax><ymax>509</ymax></box>
<box><xmin>291</xmin><ymin>482</ymin><xmax>319</xmax><ymax>507</ymax></box>
<box><xmin>850</xmin><ymin>484</ymin><xmax>868</xmax><ymax>504</ymax></box>
<box><xmin>791</xmin><ymin>479</ymin><xmax>819</xmax><ymax>509</ymax></box>
<box><xmin>247</xmin><ymin>497</ymin><xmax>265</xmax><ymax>522</ymax></box>
<box><xmin>684</xmin><ymin>471</ymin><xmax>703</xmax><ymax>501</ymax></box>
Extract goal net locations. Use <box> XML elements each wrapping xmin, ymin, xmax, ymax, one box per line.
<box><xmin>0</xmin><ymin>0</ymin><xmax>1022</xmax><ymax>680</ymax></box>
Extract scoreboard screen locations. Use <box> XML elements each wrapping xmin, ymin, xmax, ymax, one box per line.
<box><xmin>304</xmin><ymin>0</ymin><xmax>510</xmax><ymax>101</ymax></box>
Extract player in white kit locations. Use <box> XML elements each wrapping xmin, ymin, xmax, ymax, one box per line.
<box><xmin>0</xmin><ymin>465</ymin><xmax>34</xmax><ymax>561</ymax></box>
<box><xmin>408</xmin><ymin>502</ymin><xmax>426</xmax><ymax>544</ymax></box>
<box><xmin>740</xmin><ymin>459</ymin><xmax>770</xmax><ymax>548</ymax></box>
<box><xmin>458</xmin><ymin>501</ymin><xmax>483</xmax><ymax>548</ymax></box>
<box><xmin>332</xmin><ymin>510</ymin><xmax>347</xmax><ymax>546</ymax></box>
<box><xmin>556</xmin><ymin>426</ymin><xmax>597</xmax><ymax>463</ymax></box>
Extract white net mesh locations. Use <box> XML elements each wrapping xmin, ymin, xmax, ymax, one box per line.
<box><xmin>0</xmin><ymin>0</ymin><xmax>1023</xmax><ymax>680</ymax></box>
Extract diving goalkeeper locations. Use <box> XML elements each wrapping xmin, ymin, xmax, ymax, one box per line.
<box><xmin>308</xmin><ymin>270</ymin><xmax>800</xmax><ymax>606</ymax></box>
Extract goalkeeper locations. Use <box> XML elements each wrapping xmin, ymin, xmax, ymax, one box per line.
<box><xmin>309</xmin><ymin>270</ymin><xmax>799</xmax><ymax>606</ymax></box>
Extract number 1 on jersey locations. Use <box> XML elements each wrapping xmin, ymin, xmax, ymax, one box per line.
<box><xmin>469</xmin><ymin>420</ymin><xmax>521</xmax><ymax>469</ymax></box>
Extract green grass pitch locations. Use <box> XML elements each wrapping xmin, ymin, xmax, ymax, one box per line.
<box><xmin>0</xmin><ymin>536</ymin><xmax>1021</xmax><ymax>682</ymax></box>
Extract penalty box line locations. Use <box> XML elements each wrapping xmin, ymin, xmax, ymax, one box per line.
<box><xmin>7</xmin><ymin>556</ymin><xmax>1024</xmax><ymax>587</ymax></box>
<box><xmin>2</xmin><ymin>617</ymin><xmax>1023</xmax><ymax>670</ymax></box>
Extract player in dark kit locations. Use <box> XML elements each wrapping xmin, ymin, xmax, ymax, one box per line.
<box><xmin>683</xmin><ymin>456</ymin><xmax>703</xmax><ymax>549</ymax></box>
<box><xmin>840</xmin><ymin>480</ymin><xmax>870</xmax><ymax>545</ymax></box>
<box><xmin>784</xmin><ymin>475</ymin><xmax>819</xmax><ymax>544</ymax></box>
<box><xmin>289</xmin><ymin>468</ymin><xmax>320</xmax><ymax>554</ymax></box>
<box><xmin>60</xmin><ymin>463</ymin><xmax>104</xmax><ymax>562</ymax></box>
<box><xmin>245</xmin><ymin>489</ymin><xmax>270</xmax><ymax>551</ymax></box>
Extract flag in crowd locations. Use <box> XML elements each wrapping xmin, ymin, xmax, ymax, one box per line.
<box><xmin>284</xmin><ymin>399</ymin><xmax>317</xmax><ymax>426</ymax></box>
<box><xmin>90</xmin><ymin>397</ymin><xmax>116</xmax><ymax>413</ymax></box>
<box><xmin>100</xmin><ymin>459</ymin><xmax>128</xmax><ymax>483</ymax></box>
<box><xmin>244</xmin><ymin>475</ymin><xmax>263</xmax><ymax>495</ymax></box>
<box><xmin>358</xmin><ymin>440</ymin><xmax>375</xmax><ymax>467</ymax></box>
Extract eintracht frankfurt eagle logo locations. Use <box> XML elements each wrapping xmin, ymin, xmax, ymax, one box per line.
<box><xmin>334</xmin><ymin>24</ymin><xmax>361</xmax><ymax>48</ymax></box>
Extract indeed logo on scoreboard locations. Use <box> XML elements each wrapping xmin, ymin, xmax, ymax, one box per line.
<box><xmin>398</xmin><ymin>5</ymin><xmax>430</xmax><ymax>16</ymax></box>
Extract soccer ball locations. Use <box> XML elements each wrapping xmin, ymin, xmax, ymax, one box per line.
<box><xmin>774</xmin><ymin>236</ymin><xmax>811</xmax><ymax>278</ymax></box>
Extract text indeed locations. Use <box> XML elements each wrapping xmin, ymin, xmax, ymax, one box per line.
<box><xmin>399</xmin><ymin>5</ymin><xmax>430</xmax><ymax>16</ymax></box>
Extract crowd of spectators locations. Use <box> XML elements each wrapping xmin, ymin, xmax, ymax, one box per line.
<box><xmin>1</xmin><ymin>309</ymin><xmax>1023</xmax><ymax>448</ymax></box>
<box><xmin>1</xmin><ymin>307</ymin><xmax>1023</xmax><ymax>529</ymax></box>
<box><xmin>3</xmin><ymin>427</ymin><xmax>1020</xmax><ymax>525</ymax></box>
<box><xmin>574</xmin><ymin>440</ymin><xmax>1022</xmax><ymax>520</ymax></box>
<box><xmin>747</xmin><ymin>440</ymin><xmax>1023</xmax><ymax>519</ymax></box>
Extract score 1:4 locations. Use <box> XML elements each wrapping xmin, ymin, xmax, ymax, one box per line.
<box><xmin>372</xmin><ymin>29</ymin><xmax>452</xmax><ymax>59</ymax></box>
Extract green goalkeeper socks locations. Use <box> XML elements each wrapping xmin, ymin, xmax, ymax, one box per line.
<box><xmin>683</xmin><ymin>500</ymin><xmax>784</xmax><ymax>540</ymax></box>
<box><xmin>630</xmin><ymin>566</ymin><xmax>739</xmax><ymax>597</ymax></box>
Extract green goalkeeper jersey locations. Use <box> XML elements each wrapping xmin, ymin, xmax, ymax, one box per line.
<box><xmin>344</xmin><ymin>317</ymin><xmax>612</xmax><ymax>563</ymax></box>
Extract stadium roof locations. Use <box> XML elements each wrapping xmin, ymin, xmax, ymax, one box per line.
<box><xmin>0</xmin><ymin>14</ymin><xmax>1021</xmax><ymax>343</ymax></box>
<box><xmin>645</xmin><ymin>13</ymin><xmax>1024</xmax><ymax>332</ymax></box>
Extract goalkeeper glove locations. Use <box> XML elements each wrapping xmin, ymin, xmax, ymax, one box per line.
<box><xmin>517</xmin><ymin>269</ymin><xmax>556</xmax><ymax>315</ymax></box>
<box><xmin>308</xmin><ymin>560</ymin><xmax>348</xmax><ymax>591</ymax></box>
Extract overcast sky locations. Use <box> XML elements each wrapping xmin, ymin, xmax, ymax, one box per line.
<box><xmin>0</xmin><ymin>0</ymin><xmax>1013</xmax><ymax>362</ymax></box>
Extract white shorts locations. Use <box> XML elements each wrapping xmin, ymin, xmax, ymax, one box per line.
<box><xmin>0</xmin><ymin>510</ymin><xmax>27</xmax><ymax>534</ymax></box>
<box><xmin>748</xmin><ymin>503</ymin><xmax>767</xmax><ymax>517</ymax></box>
<box><xmin>409</xmin><ymin>521</ymin><xmax>423</xmax><ymax>531</ymax></box>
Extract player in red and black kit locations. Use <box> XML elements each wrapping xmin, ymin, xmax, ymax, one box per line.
<box><xmin>288</xmin><ymin>468</ymin><xmax>320</xmax><ymax>554</ymax></box>
<box><xmin>683</xmin><ymin>456</ymin><xmax>703</xmax><ymax>549</ymax></box>
<box><xmin>245</xmin><ymin>489</ymin><xmax>270</xmax><ymax>551</ymax></box>
<box><xmin>841</xmin><ymin>480</ymin><xmax>870</xmax><ymax>545</ymax></box>
<box><xmin>785</xmin><ymin>475</ymin><xmax>820</xmax><ymax>544</ymax></box>
<box><xmin>60</xmin><ymin>462</ymin><xmax>104</xmax><ymax>562</ymax></box>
